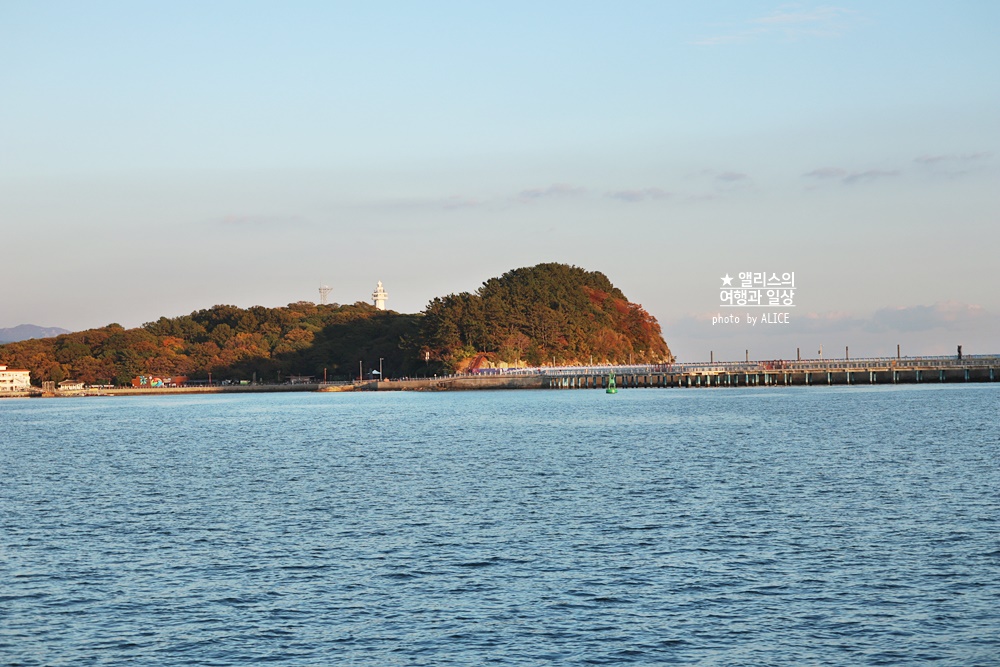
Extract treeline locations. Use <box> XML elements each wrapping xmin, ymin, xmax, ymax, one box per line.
<box><xmin>0</xmin><ymin>263</ymin><xmax>673</xmax><ymax>385</ymax></box>
<box><xmin>421</xmin><ymin>263</ymin><xmax>672</xmax><ymax>368</ymax></box>
<box><xmin>0</xmin><ymin>302</ymin><xmax>422</xmax><ymax>385</ymax></box>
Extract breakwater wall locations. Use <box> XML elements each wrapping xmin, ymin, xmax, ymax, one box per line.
<box><xmin>376</xmin><ymin>375</ymin><xmax>545</xmax><ymax>391</ymax></box>
<box><xmin>51</xmin><ymin>383</ymin><xmax>327</xmax><ymax>397</ymax></box>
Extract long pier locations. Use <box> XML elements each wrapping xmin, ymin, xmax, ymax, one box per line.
<box><xmin>539</xmin><ymin>355</ymin><xmax>1000</xmax><ymax>389</ymax></box>
<box><xmin>11</xmin><ymin>355</ymin><xmax>997</xmax><ymax>398</ymax></box>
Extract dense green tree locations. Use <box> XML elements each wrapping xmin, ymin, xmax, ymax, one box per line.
<box><xmin>420</xmin><ymin>263</ymin><xmax>671</xmax><ymax>370</ymax></box>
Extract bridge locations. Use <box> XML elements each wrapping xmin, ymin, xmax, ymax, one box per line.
<box><xmin>536</xmin><ymin>355</ymin><xmax>1000</xmax><ymax>388</ymax></box>
<box><xmin>368</xmin><ymin>355</ymin><xmax>1000</xmax><ymax>391</ymax></box>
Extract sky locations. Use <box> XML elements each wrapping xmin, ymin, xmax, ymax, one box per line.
<box><xmin>2</xmin><ymin>1</ymin><xmax>998</xmax><ymax>361</ymax></box>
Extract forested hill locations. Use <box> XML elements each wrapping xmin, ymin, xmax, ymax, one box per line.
<box><xmin>422</xmin><ymin>263</ymin><xmax>672</xmax><ymax>368</ymax></box>
<box><xmin>0</xmin><ymin>263</ymin><xmax>672</xmax><ymax>385</ymax></box>
<box><xmin>0</xmin><ymin>303</ymin><xmax>421</xmax><ymax>385</ymax></box>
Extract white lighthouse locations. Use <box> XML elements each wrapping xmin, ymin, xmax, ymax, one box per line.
<box><xmin>372</xmin><ymin>281</ymin><xmax>388</xmax><ymax>310</ymax></box>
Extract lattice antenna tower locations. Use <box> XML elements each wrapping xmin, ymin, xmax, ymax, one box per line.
<box><xmin>318</xmin><ymin>284</ymin><xmax>333</xmax><ymax>305</ymax></box>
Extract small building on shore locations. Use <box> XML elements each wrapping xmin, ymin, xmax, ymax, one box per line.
<box><xmin>58</xmin><ymin>380</ymin><xmax>86</xmax><ymax>392</ymax></box>
<box><xmin>0</xmin><ymin>365</ymin><xmax>31</xmax><ymax>392</ymax></box>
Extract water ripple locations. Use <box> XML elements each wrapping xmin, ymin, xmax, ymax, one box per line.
<box><xmin>1</xmin><ymin>386</ymin><xmax>998</xmax><ymax>665</ymax></box>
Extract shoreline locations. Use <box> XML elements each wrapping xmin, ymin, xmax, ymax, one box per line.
<box><xmin>4</xmin><ymin>368</ymin><xmax>999</xmax><ymax>399</ymax></box>
<box><xmin>4</xmin><ymin>355</ymin><xmax>999</xmax><ymax>398</ymax></box>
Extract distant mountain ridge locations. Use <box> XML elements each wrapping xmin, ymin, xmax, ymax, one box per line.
<box><xmin>0</xmin><ymin>324</ymin><xmax>72</xmax><ymax>343</ymax></box>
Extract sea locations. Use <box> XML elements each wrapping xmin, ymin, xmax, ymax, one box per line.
<box><xmin>1</xmin><ymin>385</ymin><xmax>998</xmax><ymax>666</ymax></box>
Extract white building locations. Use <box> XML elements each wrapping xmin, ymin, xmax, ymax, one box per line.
<box><xmin>0</xmin><ymin>365</ymin><xmax>31</xmax><ymax>392</ymax></box>
<box><xmin>372</xmin><ymin>281</ymin><xmax>388</xmax><ymax>310</ymax></box>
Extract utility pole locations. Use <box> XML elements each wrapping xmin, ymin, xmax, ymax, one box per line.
<box><xmin>379</xmin><ymin>357</ymin><xmax>383</xmax><ymax>381</ymax></box>
<box><xmin>358</xmin><ymin>360</ymin><xmax>362</xmax><ymax>382</ymax></box>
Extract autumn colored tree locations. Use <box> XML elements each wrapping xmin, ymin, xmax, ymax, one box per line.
<box><xmin>0</xmin><ymin>264</ymin><xmax>672</xmax><ymax>385</ymax></box>
<box><xmin>420</xmin><ymin>263</ymin><xmax>672</xmax><ymax>370</ymax></box>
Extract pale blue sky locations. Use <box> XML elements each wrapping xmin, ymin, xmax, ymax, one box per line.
<box><xmin>2</xmin><ymin>1</ymin><xmax>998</xmax><ymax>359</ymax></box>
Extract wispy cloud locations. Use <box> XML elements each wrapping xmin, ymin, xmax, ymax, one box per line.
<box><xmin>214</xmin><ymin>214</ymin><xmax>306</xmax><ymax>228</ymax></box>
<box><xmin>693</xmin><ymin>5</ymin><xmax>860</xmax><ymax>46</ymax></box>
<box><xmin>439</xmin><ymin>196</ymin><xmax>485</xmax><ymax>210</ymax></box>
<box><xmin>803</xmin><ymin>167</ymin><xmax>847</xmax><ymax>179</ymax></box>
<box><xmin>911</xmin><ymin>151</ymin><xmax>994</xmax><ymax>179</ymax></box>
<box><xmin>914</xmin><ymin>152</ymin><xmax>992</xmax><ymax>164</ymax></box>
<box><xmin>803</xmin><ymin>167</ymin><xmax>899</xmax><ymax>185</ymax></box>
<box><xmin>716</xmin><ymin>171</ymin><xmax>749</xmax><ymax>183</ymax></box>
<box><xmin>606</xmin><ymin>187</ymin><xmax>670</xmax><ymax>202</ymax></box>
<box><xmin>675</xmin><ymin>169</ymin><xmax>753</xmax><ymax>200</ymax></box>
<box><xmin>376</xmin><ymin>195</ymin><xmax>489</xmax><ymax>213</ymax></box>
<box><xmin>751</xmin><ymin>5</ymin><xmax>855</xmax><ymax>26</ymax></box>
<box><xmin>779</xmin><ymin>303</ymin><xmax>989</xmax><ymax>334</ymax></box>
<box><xmin>842</xmin><ymin>169</ymin><xmax>898</xmax><ymax>185</ymax></box>
<box><xmin>867</xmin><ymin>302</ymin><xmax>988</xmax><ymax>333</ymax></box>
<box><xmin>692</xmin><ymin>34</ymin><xmax>748</xmax><ymax>46</ymax></box>
<box><xmin>517</xmin><ymin>183</ymin><xmax>587</xmax><ymax>201</ymax></box>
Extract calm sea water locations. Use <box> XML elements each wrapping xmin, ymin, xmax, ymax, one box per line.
<box><xmin>2</xmin><ymin>386</ymin><xmax>998</xmax><ymax>666</ymax></box>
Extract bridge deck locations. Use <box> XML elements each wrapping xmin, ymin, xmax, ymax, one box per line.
<box><xmin>534</xmin><ymin>356</ymin><xmax>999</xmax><ymax>388</ymax></box>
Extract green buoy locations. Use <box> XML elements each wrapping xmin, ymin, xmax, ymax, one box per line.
<box><xmin>606</xmin><ymin>371</ymin><xmax>617</xmax><ymax>394</ymax></box>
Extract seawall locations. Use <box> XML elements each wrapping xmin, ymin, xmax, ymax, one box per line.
<box><xmin>376</xmin><ymin>376</ymin><xmax>545</xmax><ymax>391</ymax></box>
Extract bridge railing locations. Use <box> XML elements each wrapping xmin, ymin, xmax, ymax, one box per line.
<box><xmin>526</xmin><ymin>355</ymin><xmax>1000</xmax><ymax>376</ymax></box>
